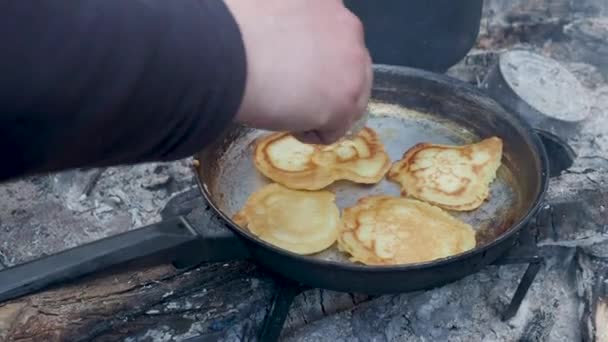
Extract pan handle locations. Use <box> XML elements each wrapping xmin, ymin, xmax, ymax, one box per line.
<box><xmin>170</xmin><ymin>205</ymin><xmax>251</xmax><ymax>269</ymax></box>
<box><xmin>533</xmin><ymin>128</ymin><xmax>576</xmax><ymax>178</ymax></box>
<box><xmin>0</xmin><ymin>201</ymin><xmax>252</xmax><ymax>303</ymax></box>
<box><xmin>0</xmin><ymin>217</ymin><xmax>199</xmax><ymax>303</ymax></box>
<box><xmin>160</xmin><ymin>187</ymin><xmax>251</xmax><ymax>269</ymax></box>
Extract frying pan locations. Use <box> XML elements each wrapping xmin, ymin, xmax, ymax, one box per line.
<box><xmin>0</xmin><ymin>65</ymin><xmax>571</xmax><ymax>302</ymax></box>
<box><xmin>193</xmin><ymin>64</ymin><xmax>554</xmax><ymax>294</ymax></box>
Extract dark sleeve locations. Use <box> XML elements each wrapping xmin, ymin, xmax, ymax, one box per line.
<box><xmin>0</xmin><ymin>0</ymin><xmax>247</xmax><ymax>181</ymax></box>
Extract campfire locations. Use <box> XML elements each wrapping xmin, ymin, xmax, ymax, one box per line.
<box><xmin>1</xmin><ymin>1</ymin><xmax>607</xmax><ymax>341</ymax></box>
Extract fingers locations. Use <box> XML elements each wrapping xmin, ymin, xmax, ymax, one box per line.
<box><xmin>315</xmin><ymin>124</ymin><xmax>351</xmax><ymax>144</ymax></box>
<box><xmin>294</xmin><ymin>127</ymin><xmax>348</xmax><ymax>145</ymax></box>
<box><xmin>357</xmin><ymin>50</ymin><xmax>373</xmax><ymax>115</ymax></box>
<box><xmin>228</xmin><ymin>0</ymin><xmax>372</xmax><ymax>146</ymax></box>
<box><xmin>313</xmin><ymin>49</ymin><xmax>372</xmax><ymax>145</ymax></box>
<box><xmin>293</xmin><ymin>131</ymin><xmax>325</xmax><ymax>145</ymax></box>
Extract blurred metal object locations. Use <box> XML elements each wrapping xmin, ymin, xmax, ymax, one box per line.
<box><xmin>481</xmin><ymin>49</ymin><xmax>591</xmax><ymax>138</ymax></box>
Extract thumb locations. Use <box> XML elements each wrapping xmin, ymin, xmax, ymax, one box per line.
<box><xmin>293</xmin><ymin>131</ymin><xmax>324</xmax><ymax>145</ymax></box>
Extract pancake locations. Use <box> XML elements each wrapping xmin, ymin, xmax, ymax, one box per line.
<box><xmin>233</xmin><ymin>183</ymin><xmax>341</xmax><ymax>255</ymax></box>
<box><xmin>253</xmin><ymin>127</ymin><xmax>391</xmax><ymax>190</ymax></box>
<box><xmin>337</xmin><ymin>195</ymin><xmax>476</xmax><ymax>265</ymax></box>
<box><xmin>388</xmin><ymin>137</ymin><xmax>503</xmax><ymax>211</ymax></box>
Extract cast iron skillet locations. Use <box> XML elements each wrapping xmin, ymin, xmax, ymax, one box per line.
<box><xmin>193</xmin><ymin>64</ymin><xmax>551</xmax><ymax>294</ymax></box>
<box><xmin>0</xmin><ymin>65</ymin><xmax>572</xmax><ymax>303</ymax></box>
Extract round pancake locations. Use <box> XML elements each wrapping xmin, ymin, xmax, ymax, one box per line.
<box><xmin>338</xmin><ymin>196</ymin><xmax>476</xmax><ymax>265</ymax></box>
<box><xmin>388</xmin><ymin>137</ymin><xmax>503</xmax><ymax>211</ymax></box>
<box><xmin>253</xmin><ymin>127</ymin><xmax>391</xmax><ymax>190</ymax></box>
<box><xmin>233</xmin><ymin>183</ymin><xmax>341</xmax><ymax>255</ymax></box>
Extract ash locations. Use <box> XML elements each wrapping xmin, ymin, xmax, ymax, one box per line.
<box><xmin>1</xmin><ymin>0</ymin><xmax>608</xmax><ymax>341</ymax></box>
<box><xmin>0</xmin><ymin>160</ymin><xmax>195</xmax><ymax>266</ymax></box>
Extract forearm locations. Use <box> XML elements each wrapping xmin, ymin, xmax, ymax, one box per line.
<box><xmin>0</xmin><ymin>0</ymin><xmax>246</xmax><ymax>181</ymax></box>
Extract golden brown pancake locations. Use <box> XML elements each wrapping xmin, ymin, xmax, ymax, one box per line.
<box><xmin>233</xmin><ymin>183</ymin><xmax>341</xmax><ymax>255</ymax></box>
<box><xmin>388</xmin><ymin>137</ymin><xmax>503</xmax><ymax>211</ymax></box>
<box><xmin>253</xmin><ymin>127</ymin><xmax>391</xmax><ymax>190</ymax></box>
<box><xmin>338</xmin><ymin>196</ymin><xmax>476</xmax><ymax>265</ymax></box>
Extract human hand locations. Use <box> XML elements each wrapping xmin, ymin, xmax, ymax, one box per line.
<box><xmin>224</xmin><ymin>0</ymin><xmax>372</xmax><ymax>144</ymax></box>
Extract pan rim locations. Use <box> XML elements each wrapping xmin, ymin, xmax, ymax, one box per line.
<box><xmin>197</xmin><ymin>64</ymin><xmax>550</xmax><ymax>272</ymax></box>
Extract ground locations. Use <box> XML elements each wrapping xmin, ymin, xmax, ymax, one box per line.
<box><xmin>1</xmin><ymin>1</ymin><xmax>607</xmax><ymax>341</ymax></box>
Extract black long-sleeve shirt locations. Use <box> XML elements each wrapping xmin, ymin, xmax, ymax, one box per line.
<box><xmin>0</xmin><ymin>0</ymin><xmax>247</xmax><ymax>181</ymax></box>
